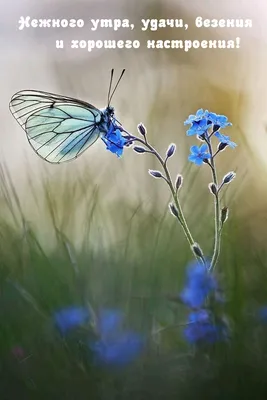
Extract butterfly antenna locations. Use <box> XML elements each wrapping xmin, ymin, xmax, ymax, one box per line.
<box><xmin>108</xmin><ymin>69</ymin><xmax>125</xmax><ymax>106</ymax></box>
<box><xmin>107</xmin><ymin>69</ymin><xmax>114</xmax><ymax>106</ymax></box>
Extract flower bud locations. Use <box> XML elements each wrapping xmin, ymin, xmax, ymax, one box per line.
<box><xmin>149</xmin><ymin>169</ymin><xmax>163</xmax><ymax>179</ymax></box>
<box><xmin>208</xmin><ymin>183</ymin><xmax>217</xmax><ymax>195</ymax></box>
<box><xmin>166</xmin><ymin>143</ymin><xmax>176</xmax><ymax>159</ymax></box>
<box><xmin>137</xmin><ymin>123</ymin><xmax>147</xmax><ymax>137</ymax></box>
<box><xmin>175</xmin><ymin>174</ymin><xmax>183</xmax><ymax>192</ymax></box>
<box><xmin>218</xmin><ymin>142</ymin><xmax>228</xmax><ymax>152</ymax></box>
<box><xmin>133</xmin><ymin>146</ymin><xmax>147</xmax><ymax>154</ymax></box>
<box><xmin>212</xmin><ymin>124</ymin><xmax>220</xmax><ymax>133</ymax></box>
<box><xmin>197</xmin><ymin>134</ymin><xmax>206</xmax><ymax>142</ymax></box>
<box><xmin>169</xmin><ymin>203</ymin><xmax>179</xmax><ymax>219</ymax></box>
<box><xmin>221</xmin><ymin>207</ymin><xmax>229</xmax><ymax>224</ymax></box>
<box><xmin>191</xmin><ymin>242</ymin><xmax>204</xmax><ymax>259</ymax></box>
<box><xmin>222</xmin><ymin>171</ymin><xmax>236</xmax><ymax>184</ymax></box>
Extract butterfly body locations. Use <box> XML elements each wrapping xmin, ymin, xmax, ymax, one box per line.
<box><xmin>98</xmin><ymin>105</ymin><xmax>116</xmax><ymax>135</ymax></box>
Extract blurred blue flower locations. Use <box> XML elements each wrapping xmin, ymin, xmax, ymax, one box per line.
<box><xmin>97</xmin><ymin>309</ymin><xmax>124</xmax><ymax>337</ymax></box>
<box><xmin>188</xmin><ymin>144</ymin><xmax>211</xmax><ymax>166</ymax></box>
<box><xmin>90</xmin><ymin>309</ymin><xmax>144</xmax><ymax>367</ymax></box>
<box><xmin>184</xmin><ymin>309</ymin><xmax>228</xmax><ymax>344</ymax></box>
<box><xmin>102</xmin><ymin>127</ymin><xmax>128</xmax><ymax>157</ymax></box>
<box><xmin>215</xmin><ymin>132</ymin><xmax>237</xmax><ymax>148</ymax></box>
<box><xmin>205</xmin><ymin>112</ymin><xmax>232</xmax><ymax>129</ymax></box>
<box><xmin>180</xmin><ymin>260</ymin><xmax>218</xmax><ymax>308</ymax></box>
<box><xmin>54</xmin><ymin>306</ymin><xmax>90</xmax><ymax>335</ymax></box>
<box><xmin>92</xmin><ymin>332</ymin><xmax>143</xmax><ymax>367</ymax></box>
<box><xmin>258</xmin><ymin>306</ymin><xmax>267</xmax><ymax>322</ymax></box>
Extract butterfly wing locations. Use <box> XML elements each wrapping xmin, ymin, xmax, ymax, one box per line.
<box><xmin>9</xmin><ymin>90</ymin><xmax>103</xmax><ymax>163</ymax></box>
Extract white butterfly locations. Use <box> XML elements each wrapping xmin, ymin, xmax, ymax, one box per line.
<box><xmin>9</xmin><ymin>70</ymin><xmax>126</xmax><ymax>163</ymax></box>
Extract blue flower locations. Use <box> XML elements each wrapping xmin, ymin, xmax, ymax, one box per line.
<box><xmin>214</xmin><ymin>132</ymin><xmax>237</xmax><ymax>148</ymax></box>
<box><xmin>184</xmin><ymin>110</ymin><xmax>232</xmax><ymax>136</ymax></box>
<box><xmin>180</xmin><ymin>260</ymin><xmax>218</xmax><ymax>308</ymax></box>
<box><xmin>184</xmin><ymin>310</ymin><xmax>228</xmax><ymax>344</ymax></box>
<box><xmin>54</xmin><ymin>306</ymin><xmax>90</xmax><ymax>335</ymax></box>
<box><xmin>258</xmin><ymin>306</ymin><xmax>267</xmax><ymax>322</ymax></box>
<box><xmin>92</xmin><ymin>332</ymin><xmax>143</xmax><ymax>367</ymax></box>
<box><xmin>184</xmin><ymin>109</ymin><xmax>211</xmax><ymax>136</ymax></box>
<box><xmin>186</xmin><ymin>119</ymin><xmax>211</xmax><ymax>136</ymax></box>
<box><xmin>184</xmin><ymin>109</ymin><xmax>207</xmax><ymax>125</ymax></box>
<box><xmin>205</xmin><ymin>112</ymin><xmax>232</xmax><ymax>129</ymax></box>
<box><xmin>97</xmin><ymin>309</ymin><xmax>124</xmax><ymax>337</ymax></box>
<box><xmin>188</xmin><ymin>144</ymin><xmax>211</xmax><ymax>166</ymax></box>
<box><xmin>102</xmin><ymin>127</ymin><xmax>128</xmax><ymax>157</ymax></box>
<box><xmin>90</xmin><ymin>309</ymin><xmax>144</xmax><ymax>367</ymax></box>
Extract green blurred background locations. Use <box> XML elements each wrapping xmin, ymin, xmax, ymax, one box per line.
<box><xmin>2</xmin><ymin>0</ymin><xmax>267</xmax><ymax>399</ymax></box>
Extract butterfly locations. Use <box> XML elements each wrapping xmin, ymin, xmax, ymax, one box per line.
<box><xmin>9</xmin><ymin>69</ymin><xmax>127</xmax><ymax>163</ymax></box>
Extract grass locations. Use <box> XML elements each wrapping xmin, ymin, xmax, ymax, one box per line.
<box><xmin>1</xmin><ymin>158</ymin><xmax>267</xmax><ymax>400</ymax></box>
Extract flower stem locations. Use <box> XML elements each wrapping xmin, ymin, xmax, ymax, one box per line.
<box><xmin>206</xmin><ymin>139</ymin><xmax>221</xmax><ymax>272</ymax></box>
<box><xmin>131</xmin><ymin>135</ymin><xmax>204</xmax><ymax>265</ymax></box>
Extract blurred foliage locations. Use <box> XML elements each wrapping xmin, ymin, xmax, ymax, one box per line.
<box><xmin>1</xmin><ymin>155</ymin><xmax>267</xmax><ymax>399</ymax></box>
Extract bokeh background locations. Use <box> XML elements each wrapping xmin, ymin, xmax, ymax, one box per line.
<box><xmin>2</xmin><ymin>0</ymin><xmax>267</xmax><ymax>245</ymax></box>
<box><xmin>2</xmin><ymin>0</ymin><xmax>267</xmax><ymax>399</ymax></box>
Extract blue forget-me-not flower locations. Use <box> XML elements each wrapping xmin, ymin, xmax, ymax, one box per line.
<box><xmin>184</xmin><ymin>109</ymin><xmax>211</xmax><ymax>136</ymax></box>
<box><xmin>90</xmin><ymin>309</ymin><xmax>144</xmax><ymax>367</ymax></box>
<box><xmin>214</xmin><ymin>132</ymin><xmax>237</xmax><ymax>148</ymax></box>
<box><xmin>258</xmin><ymin>306</ymin><xmax>267</xmax><ymax>323</ymax></box>
<box><xmin>180</xmin><ymin>261</ymin><xmax>228</xmax><ymax>344</ymax></box>
<box><xmin>102</xmin><ymin>128</ymin><xmax>128</xmax><ymax>157</ymax></box>
<box><xmin>184</xmin><ymin>309</ymin><xmax>228</xmax><ymax>344</ymax></box>
<box><xmin>54</xmin><ymin>306</ymin><xmax>90</xmax><ymax>335</ymax></box>
<box><xmin>185</xmin><ymin>109</ymin><xmax>236</xmax><ymax>165</ymax></box>
<box><xmin>188</xmin><ymin>144</ymin><xmax>211</xmax><ymax>166</ymax></box>
<box><xmin>180</xmin><ymin>260</ymin><xmax>218</xmax><ymax>308</ymax></box>
<box><xmin>184</xmin><ymin>109</ymin><xmax>232</xmax><ymax>133</ymax></box>
<box><xmin>185</xmin><ymin>119</ymin><xmax>211</xmax><ymax>137</ymax></box>
<box><xmin>205</xmin><ymin>112</ymin><xmax>232</xmax><ymax>130</ymax></box>
<box><xmin>184</xmin><ymin>109</ymin><xmax>208</xmax><ymax>125</ymax></box>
